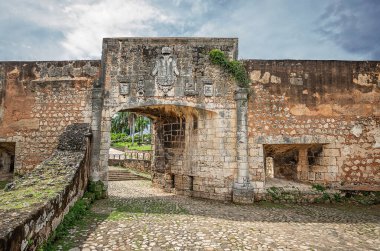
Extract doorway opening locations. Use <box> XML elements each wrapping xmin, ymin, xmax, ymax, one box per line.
<box><xmin>107</xmin><ymin>105</ymin><xmax>199</xmax><ymax>193</ymax></box>
<box><xmin>264</xmin><ymin>144</ymin><xmax>323</xmax><ymax>188</ymax></box>
<box><xmin>0</xmin><ymin>142</ymin><xmax>15</xmax><ymax>189</ymax></box>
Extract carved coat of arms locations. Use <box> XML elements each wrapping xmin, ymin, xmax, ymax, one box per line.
<box><xmin>152</xmin><ymin>47</ymin><xmax>179</xmax><ymax>95</ymax></box>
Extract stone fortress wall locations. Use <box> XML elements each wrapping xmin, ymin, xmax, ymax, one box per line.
<box><xmin>0</xmin><ymin>38</ymin><xmax>379</xmax><ymax>203</ymax></box>
<box><xmin>0</xmin><ymin>61</ymin><xmax>100</xmax><ymax>174</ymax></box>
<box><xmin>245</xmin><ymin>60</ymin><xmax>380</xmax><ymax>194</ymax></box>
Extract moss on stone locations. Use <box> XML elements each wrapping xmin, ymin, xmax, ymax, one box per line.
<box><xmin>0</xmin><ymin>152</ymin><xmax>83</xmax><ymax>210</ymax></box>
<box><xmin>88</xmin><ymin>180</ymin><xmax>107</xmax><ymax>200</ymax></box>
<box><xmin>0</xmin><ymin>180</ymin><xmax>8</xmax><ymax>190</ymax></box>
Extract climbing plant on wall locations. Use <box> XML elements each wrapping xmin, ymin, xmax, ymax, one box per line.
<box><xmin>209</xmin><ymin>49</ymin><xmax>250</xmax><ymax>88</ymax></box>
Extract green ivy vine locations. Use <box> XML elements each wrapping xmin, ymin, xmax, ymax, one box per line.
<box><xmin>209</xmin><ymin>49</ymin><xmax>250</xmax><ymax>87</ymax></box>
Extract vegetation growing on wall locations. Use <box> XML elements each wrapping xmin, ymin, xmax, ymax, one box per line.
<box><xmin>39</xmin><ymin>181</ymin><xmax>105</xmax><ymax>251</ymax></box>
<box><xmin>209</xmin><ymin>49</ymin><xmax>250</xmax><ymax>87</ymax></box>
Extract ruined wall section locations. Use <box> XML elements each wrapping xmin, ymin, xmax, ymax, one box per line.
<box><xmin>0</xmin><ymin>123</ymin><xmax>91</xmax><ymax>251</ymax></box>
<box><xmin>0</xmin><ymin>61</ymin><xmax>100</xmax><ymax>174</ymax></box>
<box><xmin>244</xmin><ymin>60</ymin><xmax>380</xmax><ymax>188</ymax></box>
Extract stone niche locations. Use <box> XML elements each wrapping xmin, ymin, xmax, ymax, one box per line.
<box><xmin>264</xmin><ymin>144</ymin><xmax>323</xmax><ymax>183</ymax></box>
<box><xmin>0</xmin><ymin>142</ymin><xmax>15</xmax><ymax>181</ymax></box>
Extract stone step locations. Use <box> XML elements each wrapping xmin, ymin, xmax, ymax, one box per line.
<box><xmin>108</xmin><ymin>170</ymin><xmax>148</xmax><ymax>181</ymax></box>
<box><xmin>108</xmin><ymin>176</ymin><xmax>143</xmax><ymax>180</ymax></box>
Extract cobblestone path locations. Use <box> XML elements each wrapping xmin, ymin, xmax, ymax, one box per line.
<box><xmin>62</xmin><ymin>180</ymin><xmax>380</xmax><ymax>251</ymax></box>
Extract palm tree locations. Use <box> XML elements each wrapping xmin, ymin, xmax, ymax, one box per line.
<box><xmin>136</xmin><ymin>116</ymin><xmax>150</xmax><ymax>144</ymax></box>
<box><xmin>111</xmin><ymin>112</ymin><xmax>130</xmax><ymax>134</ymax></box>
<box><xmin>128</xmin><ymin>113</ymin><xmax>136</xmax><ymax>145</ymax></box>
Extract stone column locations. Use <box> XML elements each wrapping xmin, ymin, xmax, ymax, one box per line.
<box><xmin>266</xmin><ymin>157</ymin><xmax>274</xmax><ymax>178</ymax></box>
<box><xmin>232</xmin><ymin>88</ymin><xmax>255</xmax><ymax>203</ymax></box>
<box><xmin>297</xmin><ymin>148</ymin><xmax>308</xmax><ymax>181</ymax></box>
<box><xmin>90</xmin><ymin>84</ymin><xmax>104</xmax><ymax>182</ymax></box>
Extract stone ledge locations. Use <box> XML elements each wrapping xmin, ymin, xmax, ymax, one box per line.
<box><xmin>0</xmin><ymin>123</ymin><xmax>90</xmax><ymax>251</ymax></box>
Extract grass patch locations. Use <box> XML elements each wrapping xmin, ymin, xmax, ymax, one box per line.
<box><xmin>0</xmin><ymin>153</ymin><xmax>83</xmax><ymax>210</ymax></box>
<box><xmin>0</xmin><ymin>182</ymin><xmax>65</xmax><ymax>210</ymax></box>
<box><xmin>39</xmin><ymin>199</ymin><xmax>90</xmax><ymax>250</ymax></box>
<box><xmin>255</xmin><ymin>201</ymin><xmax>288</xmax><ymax>209</ymax></box>
<box><xmin>107</xmin><ymin>199</ymin><xmax>188</xmax><ymax>220</ymax></box>
<box><xmin>41</xmin><ymin>210</ymin><xmax>105</xmax><ymax>251</ymax></box>
<box><xmin>111</xmin><ymin>142</ymin><xmax>152</xmax><ymax>151</ymax></box>
<box><xmin>38</xmin><ymin>186</ymin><xmax>101</xmax><ymax>251</ymax></box>
<box><xmin>0</xmin><ymin>180</ymin><xmax>9</xmax><ymax>190</ymax></box>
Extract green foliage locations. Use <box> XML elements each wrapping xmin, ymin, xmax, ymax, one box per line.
<box><xmin>111</xmin><ymin>132</ymin><xmax>129</xmax><ymax>142</ymax></box>
<box><xmin>0</xmin><ymin>180</ymin><xmax>8</xmax><ymax>190</ymax></box>
<box><xmin>348</xmin><ymin>191</ymin><xmax>380</xmax><ymax>205</ymax></box>
<box><xmin>39</xmin><ymin>191</ymin><xmax>97</xmax><ymax>251</ymax></box>
<box><xmin>312</xmin><ymin>184</ymin><xmax>326</xmax><ymax>192</ymax></box>
<box><xmin>333</xmin><ymin>192</ymin><xmax>343</xmax><ymax>202</ymax></box>
<box><xmin>267</xmin><ymin>187</ymin><xmax>282</xmax><ymax>201</ymax></box>
<box><xmin>112</xmin><ymin>142</ymin><xmax>152</xmax><ymax>151</ymax></box>
<box><xmin>209</xmin><ymin>49</ymin><xmax>228</xmax><ymax>66</ymax></box>
<box><xmin>112</xmin><ymin>112</ymin><xmax>151</xmax><ymax>137</ymax></box>
<box><xmin>209</xmin><ymin>49</ymin><xmax>250</xmax><ymax>87</ymax></box>
<box><xmin>107</xmin><ymin>199</ymin><xmax>188</xmax><ymax>220</ymax></box>
<box><xmin>88</xmin><ymin>180</ymin><xmax>107</xmax><ymax>200</ymax></box>
<box><xmin>39</xmin><ymin>181</ymin><xmax>104</xmax><ymax>250</ymax></box>
<box><xmin>111</xmin><ymin>133</ymin><xmax>152</xmax><ymax>143</ymax></box>
<box><xmin>111</xmin><ymin>112</ymin><xmax>130</xmax><ymax>134</ymax></box>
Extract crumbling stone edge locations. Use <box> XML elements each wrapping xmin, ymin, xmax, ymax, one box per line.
<box><xmin>0</xmin><ymin>123</ymin><xmax>98</xmax><ymax>251</ymax></box>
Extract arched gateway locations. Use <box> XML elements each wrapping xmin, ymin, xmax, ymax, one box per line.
<box><xmin>90</xmin><ymin>38</ymin><xmax>254</xmax><ymax>203</ymax></box>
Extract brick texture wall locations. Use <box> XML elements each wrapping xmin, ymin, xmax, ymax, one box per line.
<box><xmin>0</xmin><ymin>61</ymin><xmax>100</xmax><ymax>173</ymax></box>
<box><xmin>245</xmin><ymin>60</ymin><xmax>380</xmax><ymax>188</ymax></box>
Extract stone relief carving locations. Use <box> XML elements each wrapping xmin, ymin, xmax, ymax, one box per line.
<box><xmin>119</xmin><ymin>83</ymin><xmax>130</xmax><ymax>95</ymax></box>
<box><xmin>137</xmin><ymin>77</ymin><xmax>145</xmax><ymax>96</ymax></box>
<box><xmin>203</xmin><ymin>79</ymin><xmax>213</xmax><ymax>97</ymax></box>
<box><xmin>184</xmin><ymin>78</ymin><xmax>198</xmax><ymax>96</ymax></box>
<box><xmin>152</xmin><ymin>47</ymin><xmax>179</xmax><ymax>95</ymax></box>
<box><xmin>117</xmin><ymin>76</ymin><xmax>130</xmax><ymax>95</ymax></box>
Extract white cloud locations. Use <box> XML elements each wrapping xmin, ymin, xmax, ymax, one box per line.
<box><xmin>59</xmin><ymin>0</ymin><xmax>175</xmax><ymax>58</ymax></box>
<box><xmin>0</xmin><ymin>0</ymin><xmax>378</xmax><ymax>60</ymax></box>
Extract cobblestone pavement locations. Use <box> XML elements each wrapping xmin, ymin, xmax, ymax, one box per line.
<box><xmin>63</xmin><ymin>180</ymin><xmax>380</xmax><ymax>251</ymax></box>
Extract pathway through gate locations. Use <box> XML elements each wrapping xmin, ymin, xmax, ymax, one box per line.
<box><xmin>51</xmin><ymin>180</ymin><xmax>380</xmax><ymax>250</ymax></box>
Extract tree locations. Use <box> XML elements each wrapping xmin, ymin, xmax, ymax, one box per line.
<box><xmin>111</xmin><ymin>112</ymin><xmax>130</xmax><ymax>134</ymax></box>
<box><xmin>128</xmin><ymin>113</ymin><xmax>136</xmax><ymax>145</ymax></box>
<box><xmin>135</xmin><ymin>116</ymin><xmax>150</xmax><ymax>144</ymax></box>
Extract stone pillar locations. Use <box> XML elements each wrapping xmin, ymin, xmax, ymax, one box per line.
<box><xmin>232</xmin><ymin>88</ymin><xmax>255</xmax><ymax>203</ymax></box>
<box><xmin>297</xmin><ymin>148</ymin><xmax>308</xmax><ymax>181</ymax></box>
<box><xmin>266</xmin><ymin>157</ymin><xmax>274</xmax><ymax>178</ymax></box>
<box><xmin>90</xmin><ymin>84</ymin><xmax>104</xmax><ymax>182</ymax></box>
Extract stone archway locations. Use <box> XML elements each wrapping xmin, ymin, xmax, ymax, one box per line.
<box><xmin>90</xmin><ymin>37</ymin><xmax>253</xmax><ymax>202</ymax></box>
<box><xmin>104</xmin><ymin>104</ymin><xmax>214</xmax><ymax>194</ymax></box>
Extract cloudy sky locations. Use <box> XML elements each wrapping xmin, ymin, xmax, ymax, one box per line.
<box><xmin>0</xmin><ymin>0</ymin><xmax>379</xmax><ymax>61</ymax></box>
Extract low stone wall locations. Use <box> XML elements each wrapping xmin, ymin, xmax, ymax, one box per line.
<box><xmin>0</xmin><ymin>123</ymin><xmax>91</xmax><ymax>251</ymax></box>
<box><xmin>109</xmin><ymin>158</ymin><xmax>151</xmax><ymax>174</ymax></box>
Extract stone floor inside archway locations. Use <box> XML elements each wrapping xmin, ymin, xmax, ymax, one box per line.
<box><xmin>50</xmin><ymin>179</ymin><xmax>380</xmax><ymax>251</ymax></box>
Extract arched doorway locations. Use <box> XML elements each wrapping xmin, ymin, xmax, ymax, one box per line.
<box><xmin>102</xmin><ymin>104</ymin><xmax>214</xmax><ymax>195</ymax></box>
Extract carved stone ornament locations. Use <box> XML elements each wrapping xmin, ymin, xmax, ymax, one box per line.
<box><xmin>184</xmin><ymin>76</ymin><xmax>198</xmax><ymax>96</ymax></box>
<box><xmin>204</xmin><ymin>84</ymin><xmax>213</xmax><ymax>97</ymax></box>
<box><xmin>152</xmin><ymin>47</ymin><xmax>179</xmax><ymax>95</ymax></box>
<box><xmin>203</xmin><ymin>78</ymin><xmax>213</xmax><ymax>97</ymax></box>
<box><xmin>119</xmin><ymin>83</ymin><xmax>130</xmax><ymax>95</ymax></box>
<box><xmin>137</xmin><ymin>77</ymin><xmax>145</xmax><ymax>96</ymax></box>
